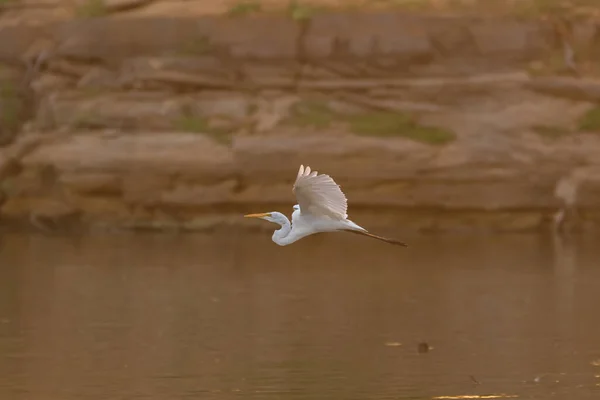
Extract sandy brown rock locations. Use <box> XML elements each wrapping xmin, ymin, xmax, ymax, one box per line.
<box><xmin>2</xmin><ymin>127</ymin><xmax>600</xmax><ymax>232</ymax></box>
<box><xmin>525</xmin><ymin>77</ymin><xmax>600</xmax><ymax>102</ymax></box>
<box><xmin>232</xmin><ymin>133</ymin><xmax>600</xmax><ymax>211</ymax></box>
<box><xmin>1</xmin><ymin>11</ymin><xmax>600</xmax><ymax>232</ymax></box>
<box><xmin>21</xmin><ymin>132</ymin><xmax>234</xmax><ymax>178</ymax></box>
<box><xmin>469</xmin><ymin>18</ymin><xmax>551</xmax><ymax>57</ymax></box>
<box><xmin>1</xmin><ymin>132</ymin><xmax>236</xmax><ymax>225</ymax></box>
<box><xmin>0</xmin><ymin>65</ymin><xmax>35</xmax><ymax>144</ymax></box>
<box><xmin>34</xmin><ymin>90</ymin><xmax>251</xmax><ymax>131</ymax></box>
<box><xmin>304</xmin><ymin>13</ymin><xmax>432</xmax><ymax>62</ymax></box>
<box><xmin>103</xmin><ymin>0</ymin><xmax>154</xmax><ymax>13</ymax></box>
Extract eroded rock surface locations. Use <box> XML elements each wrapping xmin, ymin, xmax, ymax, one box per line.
<box><xmin>1</xmin><ymin>8</ymin><xmax>600</xmax><ymax>232</ymax></box>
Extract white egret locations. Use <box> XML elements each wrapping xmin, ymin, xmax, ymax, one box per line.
<box><xmin>244</xmin><ymin>165</ymin><xmax>408</xmax><ymax>247</ymax></box>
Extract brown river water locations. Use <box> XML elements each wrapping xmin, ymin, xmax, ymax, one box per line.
<box><xmin>0</xmin><ymin>231</ymin><xmax>599</xmax><ymax>400</ymax></box>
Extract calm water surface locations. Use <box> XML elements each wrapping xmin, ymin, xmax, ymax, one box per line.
<box><xmin>0</xmin><ymin>232</ymin><xmax>599</xmax><ymax>400</ymax></box>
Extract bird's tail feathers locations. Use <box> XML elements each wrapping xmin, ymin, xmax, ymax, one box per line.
<box><xmin>343</xmin><ymin>229</ymin><xmax>408</xmax><ymax>247</ymax></box>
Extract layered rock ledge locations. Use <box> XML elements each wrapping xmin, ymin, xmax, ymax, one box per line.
<box><xmin>1</xmin><ymin>11</ymin><xmax>600</xmax><ymax>233</ymax></box>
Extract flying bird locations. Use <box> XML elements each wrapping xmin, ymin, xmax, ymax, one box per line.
<box><xmin>244</xmin><ymin>165</ymin><xmax>408</xmax><ymax>247</ymax></box>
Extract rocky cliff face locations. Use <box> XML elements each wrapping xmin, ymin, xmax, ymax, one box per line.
<box><xmin>1</xmin><ymin>6</ymin><xmax>600</xmax><ymax>232</ymax></box>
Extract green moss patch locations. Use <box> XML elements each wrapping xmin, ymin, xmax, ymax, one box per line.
<box><xmin>179</xmin><ymin>36</ymin><xmax>212</xmax><ymax>56</ymax></box>
<box><xmin>227</xmin><ymin>1</ymin><xmax>262</xmax><ymax>17</ymax></box>
<box><xmin>76</xmin><ymin>0</ymin><xmax>108</xmax><ymax>17</ymax></box>
<box><xmin>286</xmin><ymin>101</ymin><xmax>455</xmax><ymax>145</ymax></box>
<box><xmin>287</xmin><ymin>101</ymin><xmax>335</xmax><ymax>129</ymax></box>
<box><xmin>218</xmin><ymin>0</ymin><xmax>600</xmax><ymax>20</ymax></box>
<box><xmin>173</xmin><ymin>116</ymin><xmax>233</xmax><ymax>145</ymax></box>
<box><xmin>0</xmin><ymin>82</ymin><xmax>25</xmax><ymax>133</ymax></box>
<box><xmin>287</xmin><ymin>0</ymin><xmax>320</xmax><ymax>21</ymax></box>
<box><xmin>532</xmin><ymin>125</ymin><xmax>571</xmax><ymax>139</ymax></box>
<box><xmin>578</xmin><ymin>106</ymin><xmax>600</xmax><ymax>132</ymax></box>
<box><xmin>346</xmin><ymin>111</ymin><xmax>456</xmax><ymax>145</ymax></box>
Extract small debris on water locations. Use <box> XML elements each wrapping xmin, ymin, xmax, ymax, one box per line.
<box><xmin>418</xmin><ymin>342</ymin><xmax>432</xmax><ymax>353</ymax></box>
<box><xmin>384</xmin><ymin>341</ymin><xmax>402</xmax><ymax>347</ymax></box>
<box><xmin>433</xmin><ymin>395</ymin><xmax>518</xmax><ymax>399</ymax></box>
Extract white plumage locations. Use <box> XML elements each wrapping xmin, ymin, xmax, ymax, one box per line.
<box><xmin>293</xmin><ymin>165</ymin><xmax>348</xmax><ymax>219</ymax></box>
<box><xmin>245</xmin><ymin>165</ymin><xmax>407</xmax><ymax>247</ymax></box>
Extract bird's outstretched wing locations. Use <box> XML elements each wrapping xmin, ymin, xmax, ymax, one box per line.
<box><xmin>292</xmin><ymin>165</ymin><xmax>348</xmax><ymax>219</ymax></box>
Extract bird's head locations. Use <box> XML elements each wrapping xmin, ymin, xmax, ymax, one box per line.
<box><xmin>244</xmin><ymin>212</ymin><xmax>286</xmax><ymax>225</ymax></box>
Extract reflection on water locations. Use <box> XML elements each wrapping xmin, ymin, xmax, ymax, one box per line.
<box><xmin>0</xmin><ymin>231</ymin><xmax>599</xmax><ymax>400</ymax></box>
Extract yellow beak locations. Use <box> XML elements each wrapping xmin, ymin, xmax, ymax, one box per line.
<box><xmin>244</xmin><ymin>213</ymin><xmax>271</xmax><ymax>218</ymax></box>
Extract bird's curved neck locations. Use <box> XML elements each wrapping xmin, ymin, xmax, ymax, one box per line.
<box><xmin>272</xmin><ymin>216</ymin><xmax>294</xmax><ymax>246</ymax></box>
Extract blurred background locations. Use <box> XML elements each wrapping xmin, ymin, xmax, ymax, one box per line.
<box><xmin>1</xmin><ymin>0</ymin><xmax>600</xmax><ymax>399</ymax></box>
